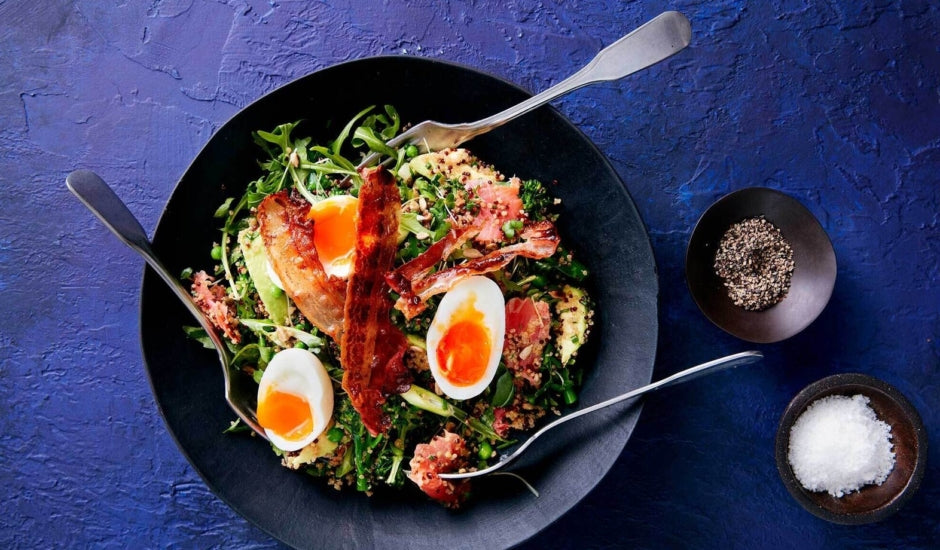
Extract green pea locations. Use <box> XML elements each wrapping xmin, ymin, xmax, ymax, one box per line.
<box><xmin>210</xmin><ymin>245</ymin><xmax>223</xmax><ymax>261</ymax></box>
<box><xmin>501</xmin><ymin>219</ymin><xmax>524</xmax><ymax>239</ymax></box>
<box><xmin>405</xmin><ymin>144</ymin><xmax>419</xmax><ymax>158</ymax></box>
<box><xmin>478</xmin><ymin>441</ymin><xmax>494</xmax><ymax>461</ymax></box>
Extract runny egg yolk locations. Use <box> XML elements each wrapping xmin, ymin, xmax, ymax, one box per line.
<box><xmin>257</xmin><ymin>387</ymin><xmax>314</xmax><ymax>442</ymax></box>
<box><xmin>306</xmin><ymin>195</ymin><xmax>358</xmax><ymax>277</ymax></box>
<box><xmin>435</xmin><ymin>297</ymin><xmax>492</xmax><ymax>387</ymax></box>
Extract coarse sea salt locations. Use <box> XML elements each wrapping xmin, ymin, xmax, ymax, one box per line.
<box><xmin>787</xmin><ymin>394</ymin><xmax>895</xmax><ymax>498</ymax></box>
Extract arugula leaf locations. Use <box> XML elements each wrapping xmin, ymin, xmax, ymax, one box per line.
<box><xmin>254</xmin><ymin>122</ymin><xmax>298</xmax><ymax>154</ymax></box>
<box><xmin>332</xmin><ymin>105</ymin><xmax>375</xmax><ymax>155</ymax></box>
<box><xmin>311</xmin><ymin>145</ymin><xmax>357</xmax><ymax>173</ymax></box>
<box><xmin>492</xmin><ymin>369</ymin><xmax>515</xmax><ymax>407</ymax></box>
<box><xmin>213</xmin><ymin>197</ymin><xmax>234</xmax><ymax>218</ymax></box>
<box><xmin>231</xmin><ymin>343</ymin><xmax>260</xmax><ymax>367</ymax></box>
<box><xmin>359</xmin><ymin>104</ymin><xmax>400</xmax><ymax>140</ymax></box>
<box><xmin>352</xmin><ymin>126</ymin><xmax>396</xmax><ymax>158</ymax></box>
<box><xmin>298</xmin><ymin>160</ymin><xmax>358</xmax><ymax>177</ymax></box>
<box><xmin>182</xmin><ymin>326</ymin><xmax>214</xmax><ymax>349</ymax></box>
<box><xmin>223</xmin><ymin>419</ymin><xmax>251</xmax><ymax>434</ymax></box>
<box><xmin>398</xmin><ymin>211</ymin><xmax>427</xmax><ymax>239</ymax></box>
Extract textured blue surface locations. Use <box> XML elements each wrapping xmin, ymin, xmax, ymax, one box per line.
<box><xmin>1</xmin><ymin>1</ymin><xmax>937</xmax><ymax>548</ymax></box>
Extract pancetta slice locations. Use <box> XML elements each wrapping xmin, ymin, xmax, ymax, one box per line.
<box><xmin>388</xmin><ymin>220</ymin><xmax>561</xmax><ymax>319</ymax></box>
<box><xmin>407</xmin><ymin>431</ymin><xmax>471</xmax><ymax>508</ymax></box>
<box><xmin>503</xmin><ymin>297</ymin><xmax>552</xmax><ymax>387</ymax></box>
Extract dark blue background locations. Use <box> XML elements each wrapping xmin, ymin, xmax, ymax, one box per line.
<box><xmin>1</xmin><ymin>1</ymin><xmax>936</xmax><ymax>547</ymax></box>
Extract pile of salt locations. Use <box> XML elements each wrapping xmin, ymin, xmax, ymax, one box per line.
<box><xmin>787</xmin><ymin>394</ymin><xmax>895</xmax><ymax>497</ymax></box>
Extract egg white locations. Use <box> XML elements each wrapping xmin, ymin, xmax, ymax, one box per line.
<box><xmin>426</xmin><ymin>276</ymin><xmax>505</xmax><ymax>400</ymax></box>
<box><xmin>257</xmin><ymin>348</ymin><xmax>334</xmax><ymax>452</ymax></box>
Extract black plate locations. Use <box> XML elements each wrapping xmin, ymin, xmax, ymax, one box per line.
<box><xmin>140</xmin><ymin>56</ymin><xmax>658</xmax><ymax>549</ymax></box>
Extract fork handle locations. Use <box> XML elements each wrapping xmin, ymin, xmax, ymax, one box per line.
<box><xmin>66</xmin><ymin>170</ymin><xmax>228</xmax><ymax>358</ymax></box>
<box><xmin>458</xmin><ymin>11</ymin><xmax>691</xmax><ymax>140</ymax></box>
<box><xmin>439</xmin><ymin>350</ymin><xmax>762</xmax><ymax>480</ymax></box>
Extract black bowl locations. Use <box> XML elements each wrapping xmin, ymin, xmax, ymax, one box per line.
<box><xmin>686</xmin><ymin>187</ymin><xmax>836</xmax><ymax>343</ymax></box>
<box><xmin>139</xmin><ymin>56</ymin><xmax>659</xmax><ymax>549</ymax></box>
<box><xmin>775</xmin><ymin>373</ymin><xmax>927</xmax><ymax>524</ymax></box>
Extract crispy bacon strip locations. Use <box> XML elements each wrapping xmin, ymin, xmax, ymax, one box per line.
<box><xmin>341</xmin><ymin>167</ymin><xmax>412</xmax><ymax>436</ymax></box>
<box><xmin>257</xmin><ymin>191</ymin><xmax>346</xmax><ymax>341</ymax></box>
<box><xmin>388</xmin><ymin>220</ymin><xmax>561</xmax><ymax>319</ymax></box>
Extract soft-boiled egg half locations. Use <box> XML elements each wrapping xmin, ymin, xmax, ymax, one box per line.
<box><xmin>426</xmin><ymin>276</ymin><xmax>506</xmax><ymax>400</ymax></box>
<box><xmin>257</xmin><ymin>348</ymin><xmax>334</xmax><ymax>452</ymax></box>
<box><xmin>307</xmin><ymin>194</ymin><xmax>358</xmax><ymax>278</ymax></box>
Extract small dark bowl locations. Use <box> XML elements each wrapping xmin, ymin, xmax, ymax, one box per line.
<box><xmin>686</xmin><ymin>187</ymin><xmax>837</xmax><ymax>343</ymax></box>
<box><xmin>775</xmin><ymin>373</ymin><xmax>928</xmax><ymax>524</ymax></box>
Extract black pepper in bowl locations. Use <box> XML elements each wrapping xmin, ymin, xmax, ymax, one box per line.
<box><xmin>713</xmin><ymin>216</ymin><xmax>794</xmax><ymax>311</ymax></box>
<box><xmin>686</xmin><ymin>187</ymin><xmax>836</xmax><ymax>343</ymax></box>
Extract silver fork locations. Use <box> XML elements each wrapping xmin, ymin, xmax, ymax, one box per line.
<box><xmin>66</xmin><ymin>170</ymin><xmax>269</xmax><ymax>440</ymax></box>
<box><xmin>357</xmin><ymin>10</ymin><xmax>691</xmax><ymax>169</ymax></box>
<box><xmin>439</xmin><ymin>351</ymin><xmax>764</xmax><ymax>480</ymax></box>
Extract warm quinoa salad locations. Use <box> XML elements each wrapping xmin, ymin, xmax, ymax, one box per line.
<box><xmin>185</xmin><ymin>106</ymin><xmax>593</xmax><ymax>507</ymax></box>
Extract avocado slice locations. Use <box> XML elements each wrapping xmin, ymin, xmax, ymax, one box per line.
<box><xmin>555</xmin><ymin>285</ymin><xmax>592</xmax><ymax>365</ymax></box>
<box><xmin>281</xmin><ymin>429</ymin><xmax>340</xmax><ymax>469</ymax></box>
<box><xmin>408</xmin><ymin>152</ymin><xmax>438</xmax><ymax>179</ymax></box>
<box><xmin>409</xmin><ymin>149</ymin><xmax>500</xmax><ymax>184</ymax></box>
<box><xmin>238</xmin><ymin>230</ymin><xmax>289</xmax><ymax>325</ymax></box>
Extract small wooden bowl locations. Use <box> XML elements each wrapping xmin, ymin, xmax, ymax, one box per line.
<box><xmin>775</xmin><ymin>373</ymin><xmax>928</xmax><ymax>524</ymax></box>
<box><xmin>686</xmin><ymin>187</ymin><xmax>836</xmax><ymax>343</ymax></box>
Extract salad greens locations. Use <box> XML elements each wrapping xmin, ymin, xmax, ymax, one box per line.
<box><xmin>184</xmin><ymin>106</ymin><xmax>594</xmax><ymax>502</ymax></box>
